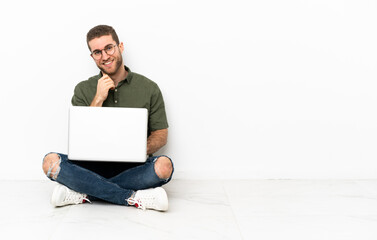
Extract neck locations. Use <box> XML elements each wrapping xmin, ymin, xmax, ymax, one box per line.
<box><xmin>107</xmin><ymin>65</ymin><xmax>128</xmax><ymax>86</ymax></box>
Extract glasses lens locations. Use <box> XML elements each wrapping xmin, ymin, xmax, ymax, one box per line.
<box><xmin>92</xmin><ymin>51</ymin><xmax>102</xmax><ymax>59</ymax></box>
<box><xmin>105</xmin><ymin>45</ymin><xmax>115</xmax><ymax>55</ymax></box>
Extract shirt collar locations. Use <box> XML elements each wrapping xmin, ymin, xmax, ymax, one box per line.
<box><xmin>98</xmin><ymin>65</ymin><xmax>132</xmax><ymax>84</ymax></box>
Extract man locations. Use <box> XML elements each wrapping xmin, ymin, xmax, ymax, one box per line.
<box><xmin>42</xmin><ymin>25</ymin><xmax>173</xmax><ymax>211</ymax></box>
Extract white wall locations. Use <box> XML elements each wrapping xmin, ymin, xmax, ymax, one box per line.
<box><xmin>0</xmin><ymin>0</ymin><xmax>376</xmax><ymax>180</ymax></box>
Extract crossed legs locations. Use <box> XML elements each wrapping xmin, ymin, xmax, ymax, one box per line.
<box><xmin>42</xmin><ymin>153</ymin><xmax>174</xmax><ymax>206</ymax></box>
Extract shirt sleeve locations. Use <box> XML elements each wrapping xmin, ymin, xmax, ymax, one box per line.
<box><xmin>71</xmin><ymin>83</ymin><xmax>90</xmax><ymax>106</ymax></box>
<box><xmin>149</xmin><ymin>84</ymin><xmax>169</xmax><ymax>131</ymax></box>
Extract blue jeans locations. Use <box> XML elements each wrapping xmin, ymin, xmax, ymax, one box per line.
<box><xmin>43</xmin><ymin>153</ymin><xmax>174</xmax><ymax>206</ymax></box>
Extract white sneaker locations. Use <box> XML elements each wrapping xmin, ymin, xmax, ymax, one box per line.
<box><xmin>51</xmin><ymin>184</ymin><xmax>90</xmax><ymax>207</ymax></box>
<box><xmin>127</xmin><ymin>187</ymin><xmax>168</xmax><ymax>211</ymax></box>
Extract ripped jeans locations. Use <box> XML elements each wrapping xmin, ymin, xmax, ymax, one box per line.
<box><xmin>43</xmin><ymin>153</ymin><xmax>174</xmax><ymax>205</ymax></box>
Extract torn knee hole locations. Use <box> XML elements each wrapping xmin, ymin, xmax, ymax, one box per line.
<box><xmin>43</xmin><ymin>153</ymin><xmax>61</xmax><ymax>180</ymax></box>
<box><xmin>155</xmin><ymin>157</ymin><xmax>173</xmax><ymax>179</ymax></box>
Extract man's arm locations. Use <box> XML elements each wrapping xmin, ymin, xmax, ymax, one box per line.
<box><xmin>147</xmin><ymin>128</ymin><xmax>168</xmax><ymax>155</ymax></box>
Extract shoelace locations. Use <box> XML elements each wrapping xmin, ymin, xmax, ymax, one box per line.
<box><xmin>127</xmin><ymin>198</ymin><xmax>146</xmax><ymax>210</ymax></box>
<box><xmin>63</xmin><ymin>189</ymin><xmax>91</xmax><ymax>205</ymax></box>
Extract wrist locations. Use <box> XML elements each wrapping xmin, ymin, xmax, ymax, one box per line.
<box><xmin>90</xmin><ymin>95</ymin><xmax>104</xmax><ymax>107</ymax></box>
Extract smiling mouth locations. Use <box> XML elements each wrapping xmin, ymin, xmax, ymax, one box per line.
<box><xmin>103</xmin><ymin>60</ymin><xmax>113</xmax><ymax>66</ymax></box>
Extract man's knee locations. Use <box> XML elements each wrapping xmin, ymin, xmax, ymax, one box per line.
<box><xmin>154</xmin><ymin>156</ymin><xmax>173</xmax><ymax>180</ymax></box>
<box><xmin>42</xmin><ymin>153</ymin><xmax>61</xmax><ymax>180</ymax></box>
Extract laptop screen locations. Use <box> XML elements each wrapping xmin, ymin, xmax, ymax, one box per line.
<box><xmin>68</xmin><ymin>106</ymin><xmax>148</xmax><ymax>162</ymax></box>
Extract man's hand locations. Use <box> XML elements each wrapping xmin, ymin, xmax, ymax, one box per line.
<box><xmin>90</xmin><ymin>74</ymin><xmax>115</xmax><ymax>106</ymax></box>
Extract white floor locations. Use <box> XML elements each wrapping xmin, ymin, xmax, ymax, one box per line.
<box><xmin>1</xmin><ymin>179</ymin><xmax>377</xmax><ymax>240</ymax></box>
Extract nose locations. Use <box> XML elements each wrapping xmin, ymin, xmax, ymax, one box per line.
<box><xmin>101</xmin><ymin>50</ymin><xmax>110</xmax><ymax>60</ymax></box>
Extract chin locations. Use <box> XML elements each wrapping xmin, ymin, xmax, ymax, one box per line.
<box><xmin>98</xmin><ymin>66</ymin><xmax>115</xmax><ymax>75</ymax></box>
<box><xmin>101</xmin><ymin>69</ymin><xmax>114</xmax><ymax>75</ymax></box>
<box><xmin>99</xmin><ymin>61</ymin><xmax>122</xmax><ymax>76</ymax></box>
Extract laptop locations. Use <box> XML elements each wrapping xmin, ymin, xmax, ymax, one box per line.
<box><xmin>68</xmin><ymin>106</ymin><xmax>148</xmax><ymax>162</ymax></box>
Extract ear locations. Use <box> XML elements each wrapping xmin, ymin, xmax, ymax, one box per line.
<box><xmin>119</xmin><ymin>42</ymin><xmax>124</xmax><ymax>53</ymax></box>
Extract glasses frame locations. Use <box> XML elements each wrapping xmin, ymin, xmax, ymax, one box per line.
<box><xmin>91</xmin><ymin>44</ymin><xmax>118</xmax><ymax>60</ymax></box>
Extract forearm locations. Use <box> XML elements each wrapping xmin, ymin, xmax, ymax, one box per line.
<box><xmin>90</xmin><ymin>95</ymin><xmax>104</xmax><ymax>106</ymax></box>
<box><xmin>147</xmin><ymin>129</ymin><xmax>168</xmax><ymax>155</ymax></box>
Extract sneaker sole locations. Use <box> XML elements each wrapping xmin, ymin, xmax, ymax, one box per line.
<box><xmin>50</xmin><ymin>184</ymin><xmax>66</xmax><ymax>207</ymax></box>
<box><xmin>155</xmin><ymin>187</ymin><xmax>169</xmax><ymax>211</ymax></box>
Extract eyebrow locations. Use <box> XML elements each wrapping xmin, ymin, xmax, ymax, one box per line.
<box><xmin>92</xmin><ymin>44</ymin><xmax>114</xmax><ymax>53</ymax></box>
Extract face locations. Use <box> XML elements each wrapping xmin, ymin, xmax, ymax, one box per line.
<box><xmin>88</xmin><ymin>35</ymin><xmax>124</xmax><ymax>76</ymax></box>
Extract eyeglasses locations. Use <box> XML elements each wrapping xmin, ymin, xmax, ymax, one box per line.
<box><xmin>91</xmin><ymin>44</ymin><xmax>118</xmax><ymax>60</ymax></box>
